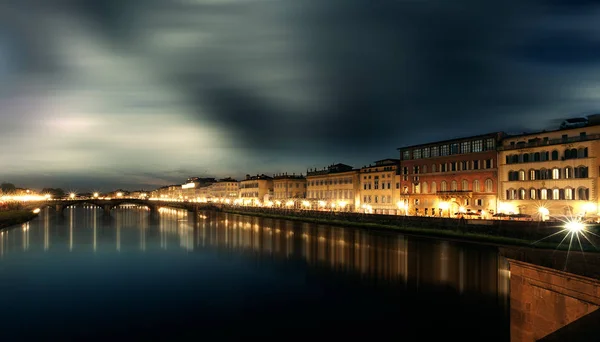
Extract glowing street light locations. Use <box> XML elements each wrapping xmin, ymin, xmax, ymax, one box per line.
<box><xmin>565</xmin><ymin>220</ymin><xmax>585</xmax><ymax>233</ymax></box>
<box><xmin>69</xmin><ymin>193</ymin><xmax>76</xmax><ymax>199</ymax></box>
<box><xmin>538</xmin><ymin>207</ymin><xmax>549</xmax><ymax>221</ymax></box>
<box><xmin>439</xmin><ymin>202</ymin><xmax>450</xmax><ymax>217</ymax></box>
<box><xmin>93</xmin><ymin>192</ymin><xmax>99</xmax><ymax>198</ymax></box>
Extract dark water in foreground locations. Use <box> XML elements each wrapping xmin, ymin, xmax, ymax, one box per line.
<box><xmin>0</xmin><ymin>207</ymin><xmax>510</xmax><ymax>341</ymax></box>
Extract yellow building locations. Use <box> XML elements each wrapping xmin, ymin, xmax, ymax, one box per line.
<box><xmin>359</xmin><ymin>159</ymin><xmax>400</xmax><ymax>214</ymax></box>
<box><xmin>238</xmin><ymin>174</ymin><xmax>273</xmax><ymax>205</ymax></box>
<box><xmin>273</xmin><ymin>174</ymin><xmax>306</xmax><ymax>200</ymax></box>
<box><xmin>306</xmin><ymin>163</ymin><xmax>360</xmax><ymax>211</ymax></box>
<box><xmin>498</xmin><ymin>122</ymin><xmax>600</xmax><ymax>219</ymax></box>
<box><xmin>208</xmin><ymin>178</ymin><xmax>239</xmax><ymax>200</ymax></box>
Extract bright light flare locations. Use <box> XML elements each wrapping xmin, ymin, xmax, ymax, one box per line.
<box><xmin>32</xmin><ymin>208</ymin><xmax>41</xmax><ymax>214</ymax></box>
<box><xmin>565</xmin><ymin>220</ymin><xmax>585</xmax><ymax>233</ymax></box>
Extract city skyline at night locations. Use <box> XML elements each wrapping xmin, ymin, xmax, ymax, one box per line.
<box><xmin>2</xmin><ymin>0</ymin><xmax>600</xmax><ymax>191</ymax></box>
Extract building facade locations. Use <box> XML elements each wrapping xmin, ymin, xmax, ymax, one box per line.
<box><xmin>398</xmin><ymin>132</ymin><xmax>503</xmax><ymax>218</ymax></box>
<box><xmin>359</xmin><ymin>159</ymin><xmax>400</xmax><ymax>214</ymax></box>
<box><xmin>238</xmin><ymin>174</ymin><xmax>273</xmax><ymax>204</ymax></box>
<box><xmin>273</xmin><ymin>174</ymin><xmax>306</xmax><ymax>200</ymax></box>
<box><xmin>498</xmin><ymin>124</ymin><xmax>600</xmax><ymax>218</ymax></box>
<box><xmin>208</xmin><ymin>178</ymin><xmax>239</xmax><ymax>200</ymax></box>
<box><xmin>306</xmin><ymin>163</ymin><xmax>360</xmax><ymax>211</ymax></box>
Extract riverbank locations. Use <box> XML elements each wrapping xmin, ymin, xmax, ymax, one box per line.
<box><xmin>221</xmin><ymin>208</ymin><xmax>600</xmax><ymax>252</ymax></box>
<box><xmin>0</xmin><ymin>210</ymin><xmax>38</xmax><ymax>230</ymax></box>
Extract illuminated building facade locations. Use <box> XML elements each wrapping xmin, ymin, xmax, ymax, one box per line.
<box><xmin>398</xmin><ymin>132</ymin><xmax>504</xmax><ymax>218</ymax></box>
<box><xmin>208</xmin><ymin>178</ymin><xmax>239</xmax><ymax>200</ymax></box>
<box><xmin>498</xmin><ymin>123</ymin><xmax>600</xmax><ymax>218</ymax></box>
<box><xmin>273</xmin><ymin>174</ymin><xmax>306</xmax><ymax>200</ymax></box>
<box><xmin>306</xmin><ymin>163</ymin><xmax>360</xmax><ymax>211</ymax></box>
<box><xmin>239</xmin><ymin>174</ymin><xmax>273</xmax><ymax>204</ymax></box>
<box><xmin>359</xmin><ymin>159</ymin><xmax>400</xmax><ymax>214</ymax></box>
<box><xmin>181</xmin><ymin>177</ymin><xmax>217</xmax><ymax>200</ymax></box>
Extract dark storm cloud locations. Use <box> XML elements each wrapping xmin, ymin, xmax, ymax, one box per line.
<box><xmin>3</xmin><ymin>0</ymin><xmax>600</xmax><ymax>189</ymax></box>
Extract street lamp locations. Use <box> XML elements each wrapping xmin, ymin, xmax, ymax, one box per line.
<box><xmin>439</xmin><ymin>202</ymin><xmax>449</xmax><ymax>218</ymax></box>
<box><xmin>69</xmin><ymin>193</ymin><xmax>75</xmax><ymax>200</ymax></box>
<box><xmin>93</xmin><ymin>192</ymin><xmax>99</xmax><ymax>198</ymax></box>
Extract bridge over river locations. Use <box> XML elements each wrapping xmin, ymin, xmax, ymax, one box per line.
<box><xmin>23</xmin><ymin>199</ymin><xmax>220</xmax><ymax>216</ymax></box>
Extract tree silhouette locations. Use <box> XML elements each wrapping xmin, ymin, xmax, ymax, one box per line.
<box><xmin>0</xmin><ymin>183</ymin><xmax>16</xmax><ymax>194</ymax></box>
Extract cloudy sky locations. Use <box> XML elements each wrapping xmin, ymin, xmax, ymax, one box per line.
<box><xmin>1</xmin><ymin>0</ymin><xmax>599</xmax><ymax>191</ymax></box>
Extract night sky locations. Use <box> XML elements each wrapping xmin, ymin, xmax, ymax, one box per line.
<box><xmin>1</xmin><ymin>0</ymin><xmax>599</xmax><ymax>191</ymax></box>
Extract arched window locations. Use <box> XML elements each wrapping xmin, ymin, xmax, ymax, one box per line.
<box><xmin>422</xmin><ymin>182</ymin><xmax>428</xmax><ymax>194</ymax></box>
<box><xmin>584</xmin><ymin>147</ymin><xmax>588</xmax><ymax>158</ymax></box>
<box><xmin>506</xmin><ymin>155</ymin><xmax>511</xmax><ymax>164</ymax></box>
<box><xmin>565</xmin><ymin>149</ymin><xmax>571</xmax><ymax>159</ymax></box>
<box><xmin>506</xmin><ymin>188</ymin><xmax>516</xmax><ymax>200</ymax></box>
<box><xmin>441</xmin><ymin>181</ymin><xmax>447</xmax><ymax>191</ymax></box>
<box><xmin>551</xmin><ymin>150</ymin><xmax>559</xmax><ymax>160</ymax></box>
<box><xmin>530</xmin><ymin>188</ymin><xmax>537</xmax><ymax>200</ymax></box>
<box><xmin>565</xmin><ymin>187</ymin><xmax>573</xmax><ymax>200</ymax></box>
<box><xmin>542</xmin><ymin>151</ymin><xmax>549</xmax><ymax>161</ymax></box>
<box><xmin>552</xmin><ymin>168</ymin><xmax>560</xmax><ymax>180</ymax></box>
<box><xmin>518</xmin><ymin>188</ymin><xmax>526</xmax><ymax>200</ymax></box>
<box><xmin>423</xmin><ymin>165</ymin><xmax>428</xmax><ymax>173</ymax></box>
<box><xmin>540</xmin><ymin>188</ymin><xmax>548</xmax><ymax>200</ymax></box>
<box><xmin>533</xmin><ymin>152</ymin><xmax>540</xmax><ymax>161</ymax></box>
<box><xmin>461</xmin><ymin>179</ymin><xmax>468</xmax><ymax>191</ymax></box>
<box><xmin>431</xmin><ymin>182</ymin><xmax>437</xmax><ymax>193</ymax></box>
<box><xmin>523</xmin><ymin>154</ymin><xmax>530</xmax><ymax>162</ymax></box>
<box><xmin>552</xmin><ymin>188</ymin><xmax>559</xmax><ymax>200</ymax></box>
<box><xmin>529</xmin><ymin>169</ymin><xmax>536</xmax><ymax>180</ymax></box>
<box><xmin>540</xmin><ymin>168</ymin><xmax>548</xmax><ymax>180</ymax></box>
<box><xmin>564</xmin><ymin>167</ymin><xmax>572</xmax><ymax>179</ymax></box>
<box><xmin>511</xmin><ymin>155</ymin><xmax>519</xmax><ymax>163</ymax></box>
<box><xmin>473</xmin><ymin>180</ymin><xmax>480</xmax><ymax>192</ymax></box>
<box><xmin>451</xmin><ymin>180</ymin><xmax>458</xmax><ymax>191</ymax></box>
<box><xmin>518</xmin><ymin>170</ymin><xmax>525</xmax><ymax>181</ymax></box>
<box><xmin>484</xmin><ymin>179</ymin><xmax>493</xmax><ymax>193</ymax></box>
<box><xmin>575</xmin><ymin>166</ymin><xmax>589</xmax><ymax>178</ymax></box>
<box><xmin>570</xmin><ymin>148</ymin><xmax>577</xmax><ymax>158</ymax></box>
<box><xmin>578</xmin><ymin>187</ymin><xmax>589</xmax><ymax>200</ymax></box>
<box><xmin>431</xmin><ymin>164</ymin><xmax>436</xmax><ymax>173</ymax></box>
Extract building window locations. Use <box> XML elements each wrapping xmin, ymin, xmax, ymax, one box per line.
<box><xmin>529</xmin><ymin>169</ymin><xmax>536</xmax><ymax>180</ymax></box>
<box><xmin>575</xmin><ymin>166</ymin><xmax>589</xmax><ymax>178</ymax></box>
<box><xmin>431</xmin><ymin>182</ymin><xmax>437</xmax><ymax>193</ymax></box>
<box><xmin>486</xmin><ymin>159</ymin><xmax>492</xmax><ymax>169</ymax></box>
<box><xmin>551</xmin><ymin>150</ymin><xmax>559</xmax><ymax>160</ymax></box>
<box><xmin>533</xmin><ymin>152</ymin><xmax>540</xmax><ymax>161</ymax></box>
<box><xmin>552</xmin><ymin>168</ymin><xmax>560</xmax><ymax>180</ymax></box>
<box><xmin>461</xmin><ymin>180</ymin><xmax>468</xmax><ymax>191</ymax></box>
<box><xmin>441</xmin><ymin>181</ymin><xmax>447</xmax><ymax>191</ymax></box>
<box><xmin>518</xmin><ymin>170</ymin><xmax>525</xmax><ymax>181</ymax></box>
<box><xmin>564</xmin><ymin>167</ymin><xmax>572</xmax><ymax>179</ymax></box>
<box><xmin>431</xmin><ymin>146</ymin><xmax>439</xmax><ymax>157</ymax></box>
<box><xmin>461</xmin><ymin>141</ymin><xmax>471</xmax><ymax>154</ymax></box>
<box><xmin>451</xmin><ymin>162</ymin><xmax>457</xmax><ymax>171</ymax></box>
<box><xmin>440</xmin><ymin>145</ymin><xmax>449</xmax><ymax>156</ymax></box>
<box><xmin>540</xmin><ymin>189</ymin><xmax>547</xmax><ymax>200</ymax></box>
<box><xmin>530</xmin><ymin>188</ymin><xmax>536</xmax><ymax>200</ymax></box>
<box><xmin>484</xmin><ymin>138</ymin><xmax>495</xmax><ymax>150</ymax></box>
<box><xmin>451</xmin><ymin>180</ymin><xmax>457</xmax><ymax>191</ymax></box>
<box><xmin>475</xmin><ymin>199</ymin><xmax>483</xmax><ymax>206</ymax></box>
<box><xmin>552</xmin><ymin>188</ymin><xmax>559</xmax><ymax>200</ymax></box>
<box><xmin>473</xmin><ymin>140</ymin><xmax>483</xmax><ymax>152</ymax></box>
<box><xmin>473</xmin><ymin>160</ymin><xmax>479</xmax><ymax>170</ymax></box>
<box><xmin>450</xmin><ymin>143</ymin><xmax>459</xmax><ymax>155</ymax></box>
<box><xmin>396</xmin><ymin>182</ymin><xmax>399</xmax><ymax>189</ymax></box>
<box><xmin>422</xmin><ymin>182</ymin><xmax>428</xmax><ymax>194</ymax></box>
<box><xmin>473</xmin><ymin>180</ymin><xmax>480</xmax><ymax>192</ymax></box>
<box><xmin>413</xmin><ymin>149</ymin><xmax>422</xmax><ymax>159</ymax></box>
<box><xmin>578</xmin><ymin>187</ymin><xmax>589</xmax><ymax>200</ymax></box>
<box><xmin>422</xmin><ymin>148</ymin><xmax>430</xmax><ymax>158</ymax></box>
<box><xmin>484</xmin><ymin>179</ymin><xmax>493</xmax><ymax>193</ymax></box>
<box><xmin>402</xmin><ymin>151</ymin><xmax>410</xmax><ymax>160</ymax></box>
<box><xmin>519</xmin><ymin>188</ymin><xmax>526</xmax><ymax>200</ymax></box>
<box><xmin>565</xmin><ymin>188</ymin><xmax>573</xmax><ymax>200</ymax></box>
<box><xmin>431</xmin><ymin>164</ymin><xmax>436</xmax><ymax>173</ymax></box>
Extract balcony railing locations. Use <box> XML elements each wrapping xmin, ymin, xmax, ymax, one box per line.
<box><xmin>498</xmin><ymin>134</ymin><xmax>600</xmax><ymax>151</ymax></box>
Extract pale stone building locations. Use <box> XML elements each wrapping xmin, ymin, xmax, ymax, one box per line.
<box><xmin>306</xmin><ymin>163</ymin><xmax>360</xmax><ymax>212</ymax></box>
<box><xmin>239</xmin><ymin>174</ymin><xmax>273</xmax><ymax>205</ymax></box>
<box><xmin>359</xmin><ymin>159</ymin><xmax>400</xmax><ymax>214</ymax></box>
<box><xmin>498</xmin><ymin>121</ymin><xmax>600</xmax><ymax>219</ymax></box>
<box><xmin>273</xmin><ymin>174</ymin><xmax>306</xmax><ymax>200</ymax></box>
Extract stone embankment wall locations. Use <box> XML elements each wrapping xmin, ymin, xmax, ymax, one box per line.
<box><xmin>218</xmin><ymin>206</ymin><xmax>583</xmax><ymax>243</ymax></box>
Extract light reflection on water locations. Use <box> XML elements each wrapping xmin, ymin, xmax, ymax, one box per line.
<box><xmin>0</xmin><ymin>206</ymin><xmax>510</xmax><ymax>341</ymax></box>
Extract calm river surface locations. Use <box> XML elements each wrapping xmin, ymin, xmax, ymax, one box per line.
<box><xmin>0</xmin><ymin>206</ymin><xmax>510</xmax><ymax>341</ymax></box>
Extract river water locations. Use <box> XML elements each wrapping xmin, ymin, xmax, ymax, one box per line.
<box><xmin>0</xmin><ymin>206</ymin><xmax>510</xmax><ymax>341</ymax></box>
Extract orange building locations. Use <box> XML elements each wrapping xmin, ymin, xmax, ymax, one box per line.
<box><xmin>397</xmin><ymin>132</ymin><xmax>504</xmax><ymax>218</ymax></box>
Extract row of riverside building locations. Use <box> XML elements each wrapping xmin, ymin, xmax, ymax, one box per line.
<box><xmin>149</xmin><ymin>115</ymin><xmax>600</xmax><ymax>220</ymax></box>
